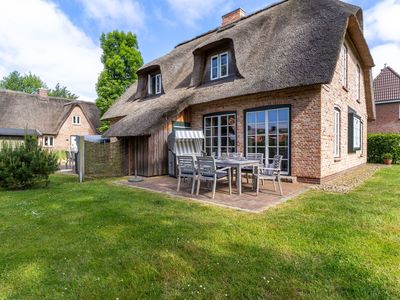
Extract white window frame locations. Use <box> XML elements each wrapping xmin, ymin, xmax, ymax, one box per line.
<box><xmin>72</xmin><ymin>115</ymin><xmax>81</xmax><ymax>125</ymax></box>
<box><xmin>210</xmin><ymin>52</ymin><xmax>229</xmax><ymax>81</ymax></box>
<box><xmin>356</xmin><ymin>64</ymin><xmax>361</xmax><ymax>101</ymax></box>
<box><xmin>353</xmin><ymin>116</ymin><xmax>361</xmax><ymax>150</ymax></box>
<box><xmin>204</xmin><ymin>113</ymin><xmax>237</xmax><ymax>157</ymax></box>
<box><xmin>44</xmin><ymin>136</ymin><xmax>54</xmax><ymax>148</ymax></box>
<box><xmin>148</xmin><ymin>73</ymin><xmax>162</xmax><ymax>95</ymax></box>
<box><xmin>333</xmin><ymin>108</ymin><xmax>341</xmax><ymax>158</ymax></box>
<box><xmin>342</xmin><ymin>45</ymin><xmax>348</xmax><ymax>88</ymax></box>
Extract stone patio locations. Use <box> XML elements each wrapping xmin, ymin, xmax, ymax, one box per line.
<box><xmin>118</xmin><ymin>176</ymin><xmax>309</xmax><ymax>213</ymax></box>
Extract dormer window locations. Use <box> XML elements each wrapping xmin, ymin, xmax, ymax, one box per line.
<box><xmin>72</xmin><ymin>116</ymin><xmax>80</xmax><ymax>125</ymax></box>
<box><xmin>211</xmin><ymin>52</ymin><xmax>228</xmax><ymax>80</ymax></box>
<box><xmin>148</xmin><ymin>73</ymin><xmax>162</xmax><ymax>95</ymax></box>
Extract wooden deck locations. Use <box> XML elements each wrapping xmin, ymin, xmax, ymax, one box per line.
<box><xmin>118</xmin><ymin>176</ymin><xmax>309</xmax><ymax>213</ymax></box>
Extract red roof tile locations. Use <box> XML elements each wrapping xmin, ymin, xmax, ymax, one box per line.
<box><xmin>374</xmin><ymin>66</ymin><xmax>400</xmax><ymax>102</ymax></box>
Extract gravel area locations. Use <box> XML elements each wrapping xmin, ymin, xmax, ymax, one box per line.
<box><xmin>312</xmin><ymin>164</ymin><xmax>386</xmax><ymax>194</ymax></box>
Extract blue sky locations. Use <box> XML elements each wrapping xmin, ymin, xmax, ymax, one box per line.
<box><xmin>0</xmin><ymin>0</ymin><xmax>399</xmax><ymax>100</ymax></box>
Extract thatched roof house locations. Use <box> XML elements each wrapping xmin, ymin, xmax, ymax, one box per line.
<box><xmin>103</xmin><ymin>0</ymin><xmax>375</xmax><ymax>184</ymax></box>
<box><xmin>0</xmin><ymin>89</ymin><xmax>100</xmax><ymax>150</ymax></box>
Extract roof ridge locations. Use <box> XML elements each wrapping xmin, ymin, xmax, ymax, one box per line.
<box><xmin>386</xmin><ymin>66</ymin><xmax>400</xmax><ymax>80</ymax></box>
<box><xmin>175</xmin><ymin>0</ymin><xmax>288</xmax><ymax>49</ymax></box>
<box><xmin>0</xmin><ymin>88</ymin><xmax>94</xmax><ymax>103</ymax></box>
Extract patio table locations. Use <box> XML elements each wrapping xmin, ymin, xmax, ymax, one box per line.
<box><xmin>215</xmin><ymin>159</ymin><xmax>261</xmax><ymax>195</ymax></box>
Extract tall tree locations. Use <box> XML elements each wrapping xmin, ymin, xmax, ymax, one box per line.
<box><xmin>49</xmin><ymin>83</ymin><xmax>78</xmax><ymax>99</ymax></box>
<box><xmin>96</xmin><ymin>30</ymin><xmax>143</xmax><ymax>132</ymax></box>
<box><xmin>0</xmin><ymin>71</ymin><xmax>78</xmax><ymax>99</ymax></box>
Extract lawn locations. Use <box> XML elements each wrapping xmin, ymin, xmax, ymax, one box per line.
<box><xmin>0</xmin><ymin>167</ymin><xmax>399</xmax><ymax>299</ymax></box>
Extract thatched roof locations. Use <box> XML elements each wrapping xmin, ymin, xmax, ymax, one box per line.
<box><xmin>0</xmin><ymin>90</ymin><xmax>100</xmax><ymax>135</ymax></box>
<box><xmin>103</xmin><ymin>0</ymin><xmax>375</xmax><ymax>137</ymax></box>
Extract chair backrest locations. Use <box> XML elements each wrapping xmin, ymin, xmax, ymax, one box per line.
<box><xmin>177</xmin><ymin>156</ymin><xmax>196</xmax><ymax>174</ymax></box>
<box><xmin>197</xmin><ymin>156</ymin><xmax>216</xmax><ymax>175</ymax></box>
<box><xmin>271</xmin><ymin>155</ymin><xmax>283</xmax><ymax>170</ymax></box>
<box><xmin>247</xmin><ymin>153</ymin><xmax>264</xmax><ymax>165</ymax></box>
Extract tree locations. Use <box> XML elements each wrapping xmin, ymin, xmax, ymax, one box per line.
<box><xmin>96</xmin><ymin>31</ymin><xmax>143</xmax><ymax>132</ymax></box>
<box><xmin>0</xmin><ymin>71</ymin><xmax>46</xmax><ymax>94</ymax></box>
<box><xmin>49</xmin><ymin>83</ymin><xmax>78</xmax><ymax>99</ymax></box>
<box><xmin>0</xmin><ymin>71</ymin><xmax>78</xmax><ymax>99</ymax></box>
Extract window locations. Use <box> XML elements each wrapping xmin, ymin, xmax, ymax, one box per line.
<box><xmin>72</xmin><ymin>116</ymin><xmax>80</xmax><ymax>125</ymax></box>
<box><xmin>334</xmin><ymin>108</ymin><xmax>341</xmax><ymax>158</ymax></box>
<box><xmin>348</xmin><ymin>110</ymin><xmax>362</xmax><ymax>152</ymax></box>
<box><xmin>210</xmin><ymin>52</ymin><xmax>229</xmax><ymax>80</ymax></box>
<box><xmin>246</xmin><ymin>107</ymin><xmax>290</xmax><ymax>174</ymax></box>
<box><xmin>204</xmin><ymin>113</ymin><xmax>236</xmax><ymax>156</ymax></box>
<box><xmin>44</xmin><ymin>136</ymin><xmax>54</xmax><ymax>148</ymax></box>
<box><xmin>148</xmin><ymin>73</ymin><xmax>162</xmax><ymax>95</ymax></box>
<box><xmin>356</xmin><ymin>64</ymin><xmax>361</xmax><ymax>101</ymax></box>
<box><xmin>342</xmin><ymin>45</ymin><xmax>348</xmax><ymax>88</ymax></box>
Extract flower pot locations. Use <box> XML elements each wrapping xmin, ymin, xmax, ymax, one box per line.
<box><xmin>384</xmin><ymin>159</ymin><xmax>393</xmax><ymax>165</ymax></box>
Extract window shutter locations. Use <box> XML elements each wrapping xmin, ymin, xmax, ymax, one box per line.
<box><xmin>348</xmin><ymin>112</ymin><xmax>354</xmax><ymax>153</ymax></box>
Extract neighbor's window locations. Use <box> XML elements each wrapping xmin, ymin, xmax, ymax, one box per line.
<box><xmin>72</xmin><ymin>116</ymin><xmax>80</xmax><ymax>125</ymax></box>
<box><xmin>210</xmin><ymin>52</ymin><xmax>228</xmax><ymax>80</ymax></box>
<box><xmin>348</xmin><ymin>111</ymin><xmax>362</xmax><ymax>152</ymax></box>
<box><xmin>334</xmin><ymin>108</ymin><xmax>341</xmax><ymax>158</ymax></box>
<box><xmin>356</xmin><ymin>64</ymin><xmax>361</xmax><ymax>101</ymax></box>
<box><xmin>342</xmin><ymin>45</ymin><xmax>348</xmax><ymax>88</ymax></box>
<box><xmin>44</xmin><ymin>136</ymin><xmax>54</xmax><ymax>148</ymax></box>
<box><xmin>148</xmin><ymin>73</ymin><xmax>162</xmax><ymax>95</ymax></box>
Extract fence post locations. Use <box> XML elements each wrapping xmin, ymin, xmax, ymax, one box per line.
<box><xmin>78</xmin><ymin>136</ymin><xmax>85</xmax><ymax>183</ymax></box>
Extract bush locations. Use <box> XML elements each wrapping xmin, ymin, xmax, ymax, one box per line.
<box><xmin>0</xmin><ymin>135</ymin><xmax>59</xmax><ymax>190</ymax></box>
<box><xmin>367</xmin><ymin>134</ymin><xmax>400</xmax><ymax>164</ymax></box>
<box><xmin>383</xmin><ymin>153</ymin><xmax>393</xmax><ymax>160</ymax></box>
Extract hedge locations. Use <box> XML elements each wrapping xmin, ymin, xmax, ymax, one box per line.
<box><xmin>367</xmin><ymin>134</ymin><xmax>400</xmax><ymax>163</ymax></box>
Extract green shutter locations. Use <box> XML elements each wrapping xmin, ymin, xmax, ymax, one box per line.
<box><xmin>348</xmin><ymin>112</ymin><xmax>354</xmax><ymax>153</ymax></box>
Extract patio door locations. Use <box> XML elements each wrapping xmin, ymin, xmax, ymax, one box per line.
<box><xmin>70</xmin><ymin>135</ymin><xmax>78</xmax><ymax>152</ymax></box>
<box><xmin>246</xmin><ymin>107</ymin><xmax>290</xmax><ymax>174</ymax></box>
<box><xmin>204</xmin><ymin>113</ymin><xmax>236</xmax><ymax>157</ymax></box>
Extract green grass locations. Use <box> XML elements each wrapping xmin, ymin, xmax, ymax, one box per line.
<box><xmin>0</xmin><ymin>167</ymin><xmax>399</xmax><ymax>299</ymax></box>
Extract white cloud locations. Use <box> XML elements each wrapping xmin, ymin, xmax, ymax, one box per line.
<box><xmin>0</xmin><ymin>0</ymin><xmax>102</xmax><ymax>100</ymax></box>
<box><xmin>166</xmin><ymin>0</ymin><xmax>234</xmax><ymax>27</ymax></box>
<box><xmin>365</xmin><ymin>0</ymin><xmax>400</xmax><ymax>76</ymax></box>
<box><xmin>78</xmin><ymin>0</ymin><xmax>145</xmax><ymax>30</ymax></box>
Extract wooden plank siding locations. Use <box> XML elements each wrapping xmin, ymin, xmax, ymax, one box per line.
<box><xmin>123</xmin><ymin>108</ymin><xmax>192</xmax><ymax>177</ymax></box>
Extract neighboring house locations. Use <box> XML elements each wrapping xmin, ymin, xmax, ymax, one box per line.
<box><xmin>368</xmin><ymin>66</ymin><xmax>400</xmax><ymax>133</ymax></box>
<box><xmin>0</xmin><ymin>89</ymin><xmax>100</xmax><ymax>151</ymax></box>
<box><xmin>103</xmin><ymin>0</ymin><xmax>375</xmax><ymax>184</ymax></box>
<box><xmin>0</xmin><ymin>128</ymin><xmax>40</xmax><ymax>149</ymax></box>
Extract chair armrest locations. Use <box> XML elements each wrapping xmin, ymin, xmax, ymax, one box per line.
<box><xmin>218</xmin><ymin>166</ymin><xmax>231</xmax><ymax>172</ymax></box>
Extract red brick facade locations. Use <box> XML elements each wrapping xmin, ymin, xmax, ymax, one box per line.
<box><xmin>368</xmin><ymin>103</ymin><xmax>400</xmax><ymax>133</ymax></box>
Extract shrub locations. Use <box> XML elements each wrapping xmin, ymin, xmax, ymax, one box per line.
<box><xmin>383</xmin><ymin>153</ymin><xmax>393</xmax><ymax>160</ymax></box>
<box><xmin>0</xmin><ymin>135</ymin><xmax>59</xmax><ymax>190</ymax></box>
<box><xmin>367</xmin><ymin>134</ymin><xmax>400</xmax><ymax>164</ymax></box>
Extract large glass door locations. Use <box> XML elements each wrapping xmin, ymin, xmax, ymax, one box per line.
<box><xmin>204</xmin><ymin>113</ymin><xmax>236</xmax><ymax>157</ymax></box>
<box><xmin>246</xmin><ymin>107</ymin><xmax>290</xmax><ymax>174</ymax></box>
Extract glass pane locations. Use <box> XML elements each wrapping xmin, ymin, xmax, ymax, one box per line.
<box><xmin>228</xmin><ymin>147</ymin><xmax>236</xmax><ymax>153</ymax></box>
<box><xmin>257</xmin><ymin>123</ymin><xmax>265</xmax><ymax>135</ymax></box>
<box><xmin>256</xmin><ymin>136</ymin><xmax>266</xmax><ymax>147</ymax></box>
<box><xmin>212</xmin><ymin>127</ymin><xmax>218</xmax><ymax>136</ymax></box>
<box><xmin>269</xmin><ymin>135</ymin><xmax>277</xmax><ymax>147</ymax></box>
<box><xmin>257</xmin><ymin>147</ymin><xmax>265</xmax><ymax>155</ymax></box>
<box><xmin>206</xmin><ymin>138</ymin><xmax>211</xmax><ymax>147</ymax></box>
<box><xmin>211</xmin><ymin>57</ymin><xmax>218</xmax><ymax>79</ymax></box>
<box><xmin>269</xmin><ymin>123</ymin><xmax>277</xmax><ymax>135</ymax></box>
<box><xmin>221</xmin><ymin>148</ymin><xmax>227</xmax><ymax>155</ymax></box>
<box><xmin>211</xmin><ymin>117</ymin><xmax>218</xmax><ymax>127</ymax></box>
<box><xmin>221</xmin><ymin>137</ymin><xmax>228</xmax><ymax>147</ymax></box>
<box><xmin>228</xmin><ymin>137</ymin><xmax>235</xmax><ymax>147</ymax></box>
<box><xmin>247</xmin><ymin>125</ymin><xmax>255</xmax><ymax>136</ymax></box>
<box><xmin>228</xmin><ymin>115</ymin><xmax>235</xmax><ymax>126</ymax></box>
<box><xmin>248</xmin><ymin>136</ymin><xmax>255</xmax><ymax>147</ymax></box>
<box><xmin>205</xmin><ymin>118</ymin><xmax>211</xmax><ymax>127</ymax></box>
<box><xmin>257</xmin><ymin>111</ymin><xmax>265</xmax><ymax>123</ymax></box>
<box><xmin>220</xmin><ymin>54</ymin><xmax>228</xmax><ymax>76</ymax></box>
<box><xmin>247</xmin><ymin>112</ymin><xmax>256</xmax><ymax>124</ymax></box>
<box><xmin>205</xmin><ymin>128</ymin><xmax>211</xmax><ymax>137</ymax></box>
<box><xmin>268</xmin><ymin>147</ymin><xmax>277</xmax><ymax>159</ymax></box>
<box><xmin>279</xmin><ymin>147</ymin><xmax>289</xmax><ymax>159</ymax></box>
<box><xmin>221</xmin><ymin>126</ymin><xmax>227</xmax><ymax>136</ymax></box>
<box><xmin>278</xmin><ymin>109</ymin><xmax>289</xmax><ymax>122</ymax></box>
<box><xmin>248</xmin><ymin>147</ymin><xmax>255</xmax><ymax>154</ymax></box>
<box><xmin>221</xmin><ymin>116</ymin><xmax>227</xmax><ymax>126</ymax></box>
<box><xmin>206</xmin><ymin>147</ymin><xmax>212</xmax><ymax>156</ymax></box>
<box><xmin>212</xmin><ymin>138</ymin><xmax>218</xmax><ymax>147</ymax></box>
<box><xmin>278</xmin><ymin>122</ymin><xmax>289</xmax><ymax>134</ymax></box>
<box><xmin>268</xmin><ymin>110</ymin><xmax>278</xmax><ymax>123</ymax></box>
<box><xmin>281</xmin><ymin>160</ymin><xmax>289</xmax><ymax>173</ymax></box>
<box><xmin>228</xmin><ymin>125</ymin><xmax>236</xmax><ymax>136</ymax></box>
<box><xmin>279</xmin><ymin>134</ymin><xmax>289</xmax><ymax>147</ymax></box>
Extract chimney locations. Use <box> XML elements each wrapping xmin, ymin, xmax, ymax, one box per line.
<box><xmin>38</xmin><ymin>88</ymin><xmax>48</xmax><ymax>97</ymax></box>
<box><xmin>221</xmin><ymin>8</ymin><xmax>246</xmax><ymax>27</ymax></box>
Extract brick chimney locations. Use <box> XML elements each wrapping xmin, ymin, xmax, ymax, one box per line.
<box><xmin>221</xmin><ymin>8</ymin><xmax>246</xmax><ymax>27</ymax></box>
<box><xmin>38</xmin><ymin>88</ymin><xmax>48</xmax><ymax>97</ymax></box>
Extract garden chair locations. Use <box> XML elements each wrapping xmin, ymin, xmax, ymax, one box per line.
<box><xmin>253</xmin><ymin>155</ymin><xmax>283</xmax><ymax>196</ymax></box>
<box><xmin>242</xmin><ymin>153</ymin><xmax>264</xmax><ymax>183</ymax></box>
<box><xmin>196</xmin><ymin>156</ymin><xmax>232</xmax><ymax>199</ymax></box>
<box><xmin>176</xmin><ymin>156</ymin><xmax>197</xmax><ymax>194</ymax></box>
<box><xmin>65</xmin><ymin>151</ymin><xmax>75</xmax><ymax>169</ymax></box>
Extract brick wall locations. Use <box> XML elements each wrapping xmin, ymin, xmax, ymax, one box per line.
<box><xmin>53</xmin><ymin>106</ymin><xmax>97</xmax><ymax>151</ymax></box>
<box><xmin>190</xmin><ymin>86</ymin><xmax>323</xmax><ymax>181</ymax></box>
<box><xmin>368</xmin><ymin>103</ymin><xmax>400</xmax><ymax>133</ymax></box>
<box><xmin>320</xmin><ymin>36</ymin><xmax>368</xmax><ymax>178</ymax></box>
